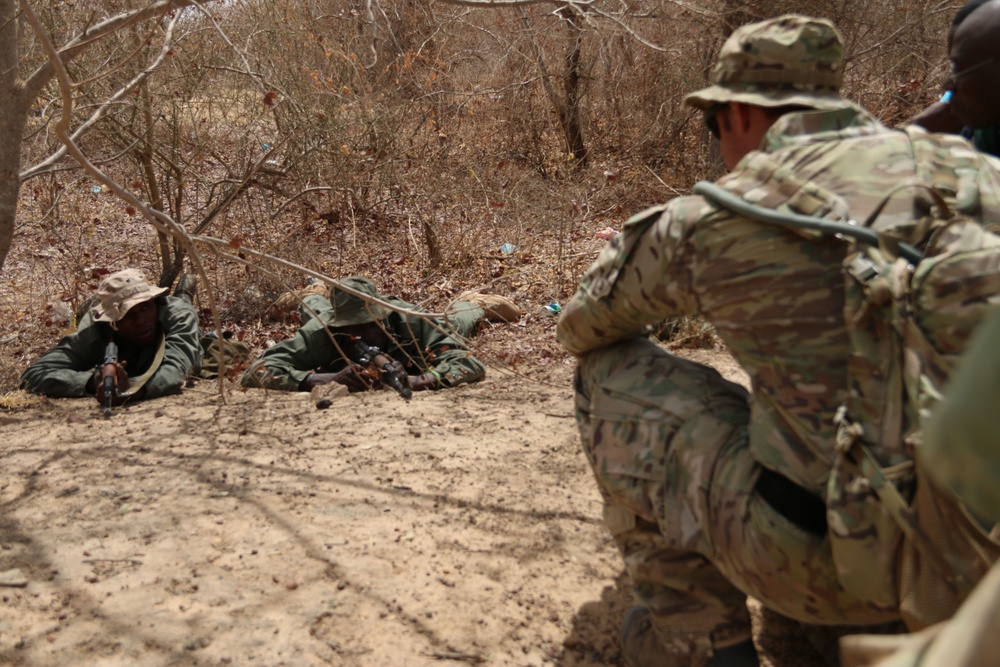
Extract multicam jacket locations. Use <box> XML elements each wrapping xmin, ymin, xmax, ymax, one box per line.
<box><xmin>558</xmin><ymin>105</ymin><xmax>1000</xmax><ymax>495</ymax></box>
<box><xmin>240</xmin><ymin>295</ymin><xmax>486</xmax><ymax>391</ymax></box>
<box><xmin>20</xmin><ymin>296</ymin><xmax>202</xmax><ymax>399</ymax></box>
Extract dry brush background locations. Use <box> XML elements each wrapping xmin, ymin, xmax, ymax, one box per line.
<box><xmin>0</xmin><ymin>0</ymin><xmax>958</xmax><ymax>392</ymax></box>
<box><xmin>0</xmin><ymin>3</ymin><xmax>960</xmax><ymax>665</ymax></box>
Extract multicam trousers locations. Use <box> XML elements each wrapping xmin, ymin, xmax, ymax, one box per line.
<box><xmin>573</xmin><ymin>337</ymin><xmax>898</xmax><ymax>660</ymax></box>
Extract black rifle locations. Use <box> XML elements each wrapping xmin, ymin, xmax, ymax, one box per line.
<box><xmin>100</xmin><ymin>341</ymin><xmax>119</xmax><ymax>418</ymax></box>
<box><xmin>352</xmin><ymin>340</ymin><xmax>413</xmax><ymax>400</ymax></box>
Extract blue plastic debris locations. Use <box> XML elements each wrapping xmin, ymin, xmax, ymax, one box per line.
<box><xmin>499</xmin><ymin>243</ymin><xmax>517</xmax><ymax>255</ymax></box>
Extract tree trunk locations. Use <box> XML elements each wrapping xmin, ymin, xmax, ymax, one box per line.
<box><xmin>0</xmin><ymin>0</ymin><xmax>25</xmax><ymax>271</ymax></box>
<box><xmin>0</xmin><ymin>0</ymin><xmax>216</xmax><ymax>274</ymax></box>
<box><xmin>0</xmin><ymin>111</ymin><xmax>27</xmax><ymax>273</ymax></box>
<box><xmin>517</xmin><ymin>7</ymin><xmax>588</xmax><ymax>171</ymax></box>
<box><xmin>561</xmin><ymin>6</ymin><xmax>588</xmax><ymax>167</ymax></box>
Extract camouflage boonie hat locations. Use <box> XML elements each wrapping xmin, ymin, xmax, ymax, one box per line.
<box><xmin>91</xmin><ymin>269</ymin><xmax>168</xmax><ymax>323</ymax></box>
<box><xmin>685</xmin><ymin>15</ymin><xmax>847</xmax><ymax>111</ymax></box>
<box><xmin>326</xmin><ymin>276</ymin><xmax>391</xmax><ymax>327</ymax></box>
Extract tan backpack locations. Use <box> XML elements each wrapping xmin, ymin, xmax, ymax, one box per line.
<box><xmin>695</xmin><ymin>136</ymin><xmax>1000</xmax><ymax>629</ymax></box>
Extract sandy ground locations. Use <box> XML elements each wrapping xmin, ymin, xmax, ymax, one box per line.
<box><xmin>0</xmin><ymin>348</ymin><xmax>855</xmax><ymax>667</ymax></box>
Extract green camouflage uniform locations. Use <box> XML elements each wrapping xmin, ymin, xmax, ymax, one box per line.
<box><xmin>241</xmin><ymin>277</ymin><xmax>486</xmax><ymax>391</ymax></box>
<box><xmin>20</xmin><ymin>296</ymin><xmax>201</xmax><ymax>399</ymax></box>
<box><xmin>557</xmin><ymin>15</ymin><xmax>1000</xmax><ymax>662</ymax></box>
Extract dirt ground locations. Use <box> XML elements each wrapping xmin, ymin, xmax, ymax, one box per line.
<box><xmin>0</xmin><ymin>343</ymin><xmax>854</xmax><ymax>667</ymax></box>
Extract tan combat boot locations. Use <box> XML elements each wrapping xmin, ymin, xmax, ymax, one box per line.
<box><xmin>457</xmin><ymin>292</ymin><xmax>522</xmax><ymax>322</ymax></box>
<box><xmin>268</xmin><ymin>281</ymin><xmax>329</xmax><ymax>318</ymax></box>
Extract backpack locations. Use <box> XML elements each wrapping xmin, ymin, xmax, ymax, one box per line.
<box><xmin>198</xmin><ymin>334</ymin><xmax>252</xmax><ymax>380</ymax></box>
<box><xmin>695</xmin><ymin>128</ymin><xmax>1000</xmax><ymax>629</ymax></box>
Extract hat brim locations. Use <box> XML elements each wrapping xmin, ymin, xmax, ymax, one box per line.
<box><xmin>684</xmin><ymin>85</ymin><xmax>849</xmax><ymax>111</ymax></box>
<box><xmin>324</xmin><ymin>303</ymin><xmax>392</xmax><ymax>328</ymax></box>
<box><xmin>92</xmin><ymin>287</ymin><xmax>168</xmax><ymax>323</ymax></box>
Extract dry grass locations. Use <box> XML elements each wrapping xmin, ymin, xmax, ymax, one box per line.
<box><xmin>0</xmin><ymin>389</ymin><xmax>42</xmax><ymax>410</ymax></box>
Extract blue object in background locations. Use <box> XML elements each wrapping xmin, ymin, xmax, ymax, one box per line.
<box><xmin>499</xmin><ymin>243</ymin><xmax>517</xmax><ymax>255</ymax></box>
<box><xmin>940</xmin><ymin>90</ymin><xmax>953</xmax><ymax>104</ymax></box>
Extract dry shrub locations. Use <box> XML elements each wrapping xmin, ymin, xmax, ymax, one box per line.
<box><xmin>2</xmin><ymin>0</ymin><xmax>955</xmax><ymax>389</ymax></box>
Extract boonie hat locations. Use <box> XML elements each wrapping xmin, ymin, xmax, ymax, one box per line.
<box><xmin>92</xmin><ymin>269</ymin><xmax>168</xmax><ymax>323</ymax></box>
<box><xmin>327</xmin><ymin>276</ymin><xmax>392</xmax><ymax>327</ymax></box>
<box><xmin>685</xmin><ymin>15</ymin><xmax>848</xmax><ymax>111</ymax></box>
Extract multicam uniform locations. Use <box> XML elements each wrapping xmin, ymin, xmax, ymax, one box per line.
<box><xmin>557</xmin><ymin>106</ymin><xmax>1000</xmax><ymax>657</ymax></box>
<box><xmin>241</xmin><ymin>293</ymin><xmax>486</xmax><ymax>391</ymax></box>
<box><xmin>843</xmin><ymin>307</ymin><xmax>1000</xmax><ymax>667</ymax></box>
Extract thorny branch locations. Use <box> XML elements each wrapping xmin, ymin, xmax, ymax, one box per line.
<box><xmin>20</xmin><ymin>0</ymin><xmax>456</xmax><ymax>395</ymax></box>
<box><xmin>20</xmin><ymin>12</ymin><xmax>181</xmax><ymax>181</ymax></box>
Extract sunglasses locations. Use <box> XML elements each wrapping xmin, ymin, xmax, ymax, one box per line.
<box><xmin>705</xmin><ymin>104</ymin><xmax>727</xmax><ymax>140</ymax></box>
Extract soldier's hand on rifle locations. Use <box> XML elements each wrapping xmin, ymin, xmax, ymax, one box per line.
<box><xmin>302</xmin><ymin>365</ymin><xmax>373</xmax><ymax>393</ymax></box>
<box><xmin>408</xmin><ymin>373</ymin><xmax>439</xmax><ymax>392</ymax></box>
<box><xmin>91</xmin><ymin>361</ymin><xmax>130</xmax><ymax>406</ymax></box>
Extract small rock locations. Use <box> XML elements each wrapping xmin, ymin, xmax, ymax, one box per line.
<box><xmin>311</xmin><ymin>383</ymin><xmax>349</xmax><ymax>406</ymax></box>
<box><xmin>0</xmin><ymin>568</ymin><xmax>28</xmax><ymax>588</ymax></box>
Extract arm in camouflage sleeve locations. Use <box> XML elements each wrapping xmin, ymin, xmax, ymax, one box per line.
<box><xmin>240</xmin><ymin>318</ymin><xmax>349</xmax><ymax>391</ymax></box>
<box><xmin>142</xmin><ymin>296</ymin><xmax>202</xmax><ymax>399</ymax></box>
<box><xmin>19</xmin><ymin>314</ymin><xmax>106</xmax><ymax>397</ymax></box>
<box><xmin>393</xmin><ymin>313</ymin><xmax>486</xmax><ymax>388</ymax></box>
<box><xmin>557</xmin><ymin>198</ymin><xmax>702</xmax><ymax>356</ymax></box>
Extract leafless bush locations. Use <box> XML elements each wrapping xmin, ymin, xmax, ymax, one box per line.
<box><xmin>0</xmin><ymin>0</ymin><xmax>961</xmax><ymax>390</ymax></box>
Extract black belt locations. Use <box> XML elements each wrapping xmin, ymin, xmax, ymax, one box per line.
<box><xmin>755</xmin><ymin>467</ymin><xmax>828</xmax><ymax>537</ymax></box>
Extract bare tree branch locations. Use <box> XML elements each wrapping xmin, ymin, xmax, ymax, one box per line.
<box><xmin>20</xmin><ymin>12</ymin><xmax>181</xmax><ymax>182</ymax></box>
<box><xmin>21</xmin><ymin>0</ymin><xmax>216</xmax><ymax>102</ymax></box>
<box><xmin>20</xmin><ymin>0</ymin><xmax>452</xmax><ymax>316</ymax></box>
<box><xmin>844</xmin><ymin>1</ymin><xmax>954</xmax><ymax>66</ymax></box>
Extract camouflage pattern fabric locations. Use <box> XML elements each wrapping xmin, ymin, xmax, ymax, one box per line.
<box><xmin>21</xmin><ymin>295</ymin><xmax>202</xmax><ymax>399</ymax></box>
<box><xmin>574</xmin><ymin>339</ymin><xmax>900</xmax><ymax>660</ymax></box>
<box><xmin>557</xmin><ymin>104</ymin><xmax>1000</xmax><ymax>659</ymax></box>
<box><xmin>841</xmin><ymin>307</ymin><xmax>1000</xmax><ymax>666</ymax></box>
<box><xmin>685</xmin><ymin>15</ymin><xmax>847</xmax><ymax>111</ymax></box>
<box><xmin>242</xmin><ymin>293</ymin><xmax>485</xmax><ymax>391</ymax></box>
<box><xmin>921</xmin><ymin>307</ymin><xmax>1000</xmax><ymax>524</ymax></box>
<box><xmin>198</xmin><ymin>336</ymin><xmax>252</xmax><ymax>380</ymax></box>
<box><xmin>841</xmin><ymin>563</ymin><xmax>1000</xmax><ymax>667</ymax></box>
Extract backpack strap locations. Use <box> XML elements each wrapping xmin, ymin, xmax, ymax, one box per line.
<box><xmin>833</xmin><ymin>410</ymin><xmax>974</xmax><ymax>599</ymax></box>
<box><xmin>694</xmin><ymin>180</ymin><xmax>923</xmax><ymax>263</ymax></box>
<box><xmin>120</xmin><ymin>332</ymin><xmax>167</xmax><ymax>398</ymax></box>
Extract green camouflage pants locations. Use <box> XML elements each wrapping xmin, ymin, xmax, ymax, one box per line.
<box><xmin>574</xmin><ymin>337</ymin><xmax>897</xmax><ymax>660</ymax></box>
